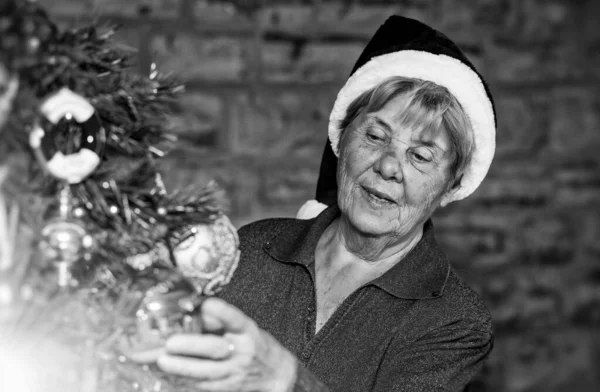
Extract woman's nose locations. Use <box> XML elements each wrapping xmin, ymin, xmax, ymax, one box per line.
<box><xmin>374</xmin><ymin>151</ymin><xmax>403</xmax><ymax>182</ymax></box>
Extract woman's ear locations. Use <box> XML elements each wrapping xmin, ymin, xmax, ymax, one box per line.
<box><xmin>440</xmin><ymin>183</ymin><xmax>461</xmax><ymax>207</ymax></box>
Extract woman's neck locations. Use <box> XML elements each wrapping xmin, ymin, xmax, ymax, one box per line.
<box><xmin>321</xmin><ymin>217</ymin><xmax>424</xmax><ymax>268</ymax></box>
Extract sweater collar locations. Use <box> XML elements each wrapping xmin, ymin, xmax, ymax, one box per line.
<box><xmin>263</xmin><ymin>204</ymin><xmax>450</xmax><ymax>300</ymax></box>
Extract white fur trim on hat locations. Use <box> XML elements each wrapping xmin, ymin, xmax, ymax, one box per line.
<box><xmin>296</xmin><ymin>199</ymin><xmax>328</xmax><ymax>220</ymax></box>
<box><xmin>328</xmin><ymin>50</ymin><xmax>495</xmax><ymax>206</ymax></box>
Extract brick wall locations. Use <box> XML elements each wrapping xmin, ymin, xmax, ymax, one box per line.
<box><xmin>47</xmin><ymin>0</ymin><xmax>600</xmax><ymax>391</ymax></box>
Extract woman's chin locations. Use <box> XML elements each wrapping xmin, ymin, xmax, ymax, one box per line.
<box><xmin>346</xmin><ymin>208</ymin><xmax>398</xmax><ymax>237</ymax></box>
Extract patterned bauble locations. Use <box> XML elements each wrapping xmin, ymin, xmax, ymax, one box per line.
<box><xmin>172</xmin><ymin>214</ymin><xmax>240</xmax><ymax>295</ymax></box>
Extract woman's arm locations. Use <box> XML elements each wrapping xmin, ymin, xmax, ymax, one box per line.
<box><xmin>158</xmin><ymin>297</ymin><xmax>326</xmax><ymax>392</ymax></box>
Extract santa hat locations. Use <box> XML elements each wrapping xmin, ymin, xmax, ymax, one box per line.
<box><xmin>297</xmin><ymin>15</ymin><xmax>496</xmax><ymax>219</ymax></box>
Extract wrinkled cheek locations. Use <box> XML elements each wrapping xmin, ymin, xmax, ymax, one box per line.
<box><xmin>424</xmin><ymin>177</ymin><xmax>448</xmax><ymax>205</ymax></box>
<box><xmin>337</xmin><ymin>176</ymin><xmax>353</xmax><ymax>208</ymax></box>
<box><xmin>337</xmin><ymin>148</ymin><xmax>362</xmax><ymax>209</ymax></box>
<box><xmin>406</xmin><ymin>178</ymin><xmax>446</xmax><ymax>215</ymax></box>
<box><xmin>337</xmin><ymin>165</ymin><xmax>354</xmax><ymax>209</ymax></box>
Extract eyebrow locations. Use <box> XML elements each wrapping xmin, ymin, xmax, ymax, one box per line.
<box><xmin>369</xmin><ymin>116</ymin><xmax>393</xmax><ymax>133</ymax></box>
<box><xmin>417</xmin><ymin>138</ymin><xmax>448</xmax><ymax>154</ymax></box>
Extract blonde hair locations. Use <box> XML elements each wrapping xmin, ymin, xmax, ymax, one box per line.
<box><xmin>339</xmin><ymin>76</ymin><xmax>475</xmax><ymax>184</ymax></box>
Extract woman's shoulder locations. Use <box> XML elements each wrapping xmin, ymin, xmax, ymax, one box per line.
<box><xmin>396</xmin><ymin>266</ymin><xmax>492</xmax><ymax>340</ymax></box>
<box><xmin>237</xmin><ymin>216</ymin><xmax>313</xmax><ymax>246</ymax></box>
<box><xmin>433</xmin><ymin>268</ymin><xmax>493</xmax><ymax>334</ymax></box>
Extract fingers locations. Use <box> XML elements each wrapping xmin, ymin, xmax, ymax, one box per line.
<box><xmin>166</xmin><ymin>334</ymin><xmax>233</xmax><ymax>360</ymax></box>
<box><xmin>201</xmin><ymin>297</ymin><xmax>253</xmax><ymax>334</ymax></box>
<box><xmin>158</xmin><ymin>299</ymin><xmax>260</xmax><ymax>385</ymax></box>
<box><xmin>120</xmin><ymin>344</ymin><xmax>166</xmax><ymax>364</ymax></box>
<box><xmin>193</xmin><ymin>378</ymin><xmax>241</xmax><ymax>392</ymax></box>
<box><xmin>157</xmin><ymin>354</ymin><xmax>232</xmax><ymax>380</ymax></box>
<box><xmin>202</xmin><ymin>312</ymin><xmax>226</xmax><ymax>334</ymax></box>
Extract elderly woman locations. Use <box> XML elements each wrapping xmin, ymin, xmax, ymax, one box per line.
<box><xmin>158</xmin><ymin>15</ymin><xmax>496</xmax><ymax>392</ymax></box>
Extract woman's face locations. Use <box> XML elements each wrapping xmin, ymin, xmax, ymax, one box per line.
<box><xmin>337</xmin><ymin>94</ymin><xmax>455</xmax><ymax>238</ymax></box>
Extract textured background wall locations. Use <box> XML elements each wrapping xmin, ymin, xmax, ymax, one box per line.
<box><xmin>47</xmin><ymin>0</ymin><xmax>600</xmax><ymax>391</ymax></box>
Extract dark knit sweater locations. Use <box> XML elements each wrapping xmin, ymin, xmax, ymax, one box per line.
<box><xmin>218</xmin><ymin>205</ymin><xmax>493</xmax><ymax>392</ymax></box>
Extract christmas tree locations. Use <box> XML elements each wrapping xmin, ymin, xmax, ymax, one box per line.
<box><xmin>0</xmin><ymin>1</ymin><xmax>240</xmax><ymax>390</ymax></box>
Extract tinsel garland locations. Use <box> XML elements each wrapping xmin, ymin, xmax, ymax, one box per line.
<box><xmin>0</xmin><ymin>0</ymin><xmax>225</xmax><ymax>265</ymax></box>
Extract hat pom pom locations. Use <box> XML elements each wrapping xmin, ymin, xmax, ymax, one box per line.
<box><xmin>296</xmin><ymin>200</ymin><xmax>328</xmax><ymax>220</ymax></box>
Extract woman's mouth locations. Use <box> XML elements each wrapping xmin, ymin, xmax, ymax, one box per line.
<box><xmin>361</xmin><ymin>186</ymin><xmax>396</xmax><ymax>205</ymax></box>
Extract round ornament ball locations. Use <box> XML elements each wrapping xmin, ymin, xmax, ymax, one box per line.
<box><xmin>172</xmin><ymin>214</ymin><xmax>240</xmax><ymax>296</ymax></box>
<box><xmin>116</xmin><ymin>266</ymin><xmax>203</xmax><ymax>365</ymax></box>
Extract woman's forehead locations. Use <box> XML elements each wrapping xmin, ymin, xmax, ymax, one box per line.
<box><xmin>367</xmin><ymin>96</ymin><xmax>451</xmax><ymax>148</ymax></box>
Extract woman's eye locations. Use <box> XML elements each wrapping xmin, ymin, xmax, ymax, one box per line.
<box><xmin>411</xmin><ymin>151</ymin><xmax>431</xmax><ymax>163</ymax></box>
<box><xmin>366</xmin><ymin>132</ymin><xmax>385</xmax><ymax>142</ymax></box>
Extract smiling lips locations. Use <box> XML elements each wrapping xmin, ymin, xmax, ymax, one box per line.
<box><xmin>361</xmin><ymin>185</ymin><xmax>397</xmax><ymax>204</ymax></box>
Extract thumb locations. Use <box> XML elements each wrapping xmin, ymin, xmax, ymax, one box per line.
<box><xmin>201</xmin><ymin>297</ymin><xmax>253</xmax><ymax>334</ymax></box>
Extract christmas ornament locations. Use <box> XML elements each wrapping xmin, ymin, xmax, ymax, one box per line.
<box><xmin>172</xmin><ymin>214</ymin><xmax>240</xmax><ymax>295</ymax></box>
<box><xmin>28</xmin><ymin>88</ymin><xmax>105</xmax><ymax>288</ymax></box>
<box><xmin>117</xmin><ymin>266</ymin><xmax>203</xmax><ymax>365</ymax></box>
<box><xmin>29</xmin><ymin>87</ymin><xmax>106</xmax><ymax>184</ymax></box>
<box><xmin>39</xmin><ymin>186</ymin><xmax>94</xmax><ymax>288</ymax></box>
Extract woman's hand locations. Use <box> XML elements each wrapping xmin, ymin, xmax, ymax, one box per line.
<box><xmin>157</xmin><ymin>297</ymin><xmax>297</xmax><ymax>392</ymax></box>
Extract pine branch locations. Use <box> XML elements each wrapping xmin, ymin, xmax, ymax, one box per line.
<box><xmin>0</xmin><ymin>0</ymin><xmax>227</xmax><ymax>263</ymax></box>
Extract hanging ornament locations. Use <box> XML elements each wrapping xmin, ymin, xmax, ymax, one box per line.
<box><xmin>117</xmin><ymin>266</ymin><xmax>203</xmax><ymax>365</ymax></box>
<box><xmin>29</xmin><ymin>87</ymin><xmax>106</xmax><ymax>184</ymax></box>
<box><xmin>39</xmin><ymin>186</ymin><xmax>95</xmax><ymax>288</ymax></box>
<box><xmin>28</xmin><ymin>88</ymin><xmax>105</xmax><ymax>289</ymax></box>
<box><xmin>172</xmin><ymin>214</ymin><xmax>240</xmax><ymax>295</ymax></box>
